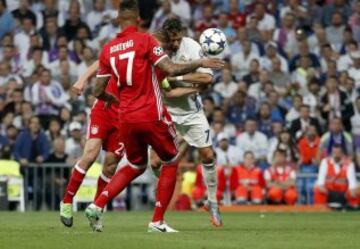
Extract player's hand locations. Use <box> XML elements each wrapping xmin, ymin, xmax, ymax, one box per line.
<box><xmin>105</xmin><ymin>94</ymin><xmax>120</xmax><ymax>109</ymax></box>
<box><xmin>200</xmin><ymin>58</ymin><xmax>225</xmax><ymax>70</ymax></box>
<box><xmin>71</xmin><ymin>80</ymin><xmax>85</xmax><ymax>96</ymax></box>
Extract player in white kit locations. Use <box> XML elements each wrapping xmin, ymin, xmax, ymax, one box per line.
<box><xmin>161</xmin><ymin>18</ymin><xmax>222</xmax><ymax>227</ymax></box>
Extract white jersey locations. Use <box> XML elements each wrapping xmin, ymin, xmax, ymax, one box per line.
<box><xmin>164</xmin><ymin>37</ymin><xmax>213</xmax><ymax>116</ymax></box>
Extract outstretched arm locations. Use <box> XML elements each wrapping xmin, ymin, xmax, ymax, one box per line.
<box><xmin>72</xmin><ymin>60</ymin><xmax>99</xmax><ymax>95</ymax></box>
<box><xmin>156</xmin><ymin>56</ymin><xmax>224</xmax><ymax>77</ymax></box>
<box><xmin>163</xmin><ymin>87</ymin><xmax>200</xmax><ymax>98</ymax></box>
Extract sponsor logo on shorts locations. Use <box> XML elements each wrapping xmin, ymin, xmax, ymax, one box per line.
<box><xmin>91</xmin><ymin>125</ymin><xmax>99</xmax><ymax>135</ymax></box>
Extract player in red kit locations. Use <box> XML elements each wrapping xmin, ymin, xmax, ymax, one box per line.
<box><xmin>84</xmin><ymin>0</ymin><xmax>224</xmax><ymax>233</ymax></box>
<box><xmin>60</xmin><ymin>61</ymin><xmax>125</xmax><ymax>228</ymax></box>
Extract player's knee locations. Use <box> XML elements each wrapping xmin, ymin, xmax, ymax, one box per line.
<box><xmin>103</xmin><ymin>163</ymin><xmax>117</xmax><ymax>177</ymax></box>
<box><xmin>199</xmin><ymin>147</ymin><xmax>215</xmax><ymax>164</ymax></box>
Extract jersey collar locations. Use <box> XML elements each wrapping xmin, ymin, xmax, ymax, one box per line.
<box><xmin>117</xmin><ymin>25</ymin><xmax>138</xmax><ymax>37</ymax></box>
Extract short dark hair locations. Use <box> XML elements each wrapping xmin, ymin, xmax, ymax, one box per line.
<box><xmin>274</xmin><ymin>148</ymin><xmax>287</xmax><ymax>156</ymax></box>
<box><xmin>0</xmin><ymin>0</ymin><xmax>6</xmax><ymax>8</ymax></box>
<box><xmin>119</xmin><ymin>0</ymin><xmax>139</xmax><ymax>12</ymax></box>
<box><xmin>162</xmin><ymin>17</ymin><xmax>183</xmax><ymax>35</ymax></box>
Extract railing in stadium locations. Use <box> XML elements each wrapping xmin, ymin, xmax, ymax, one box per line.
<box><xmin>0</xmin><ymin>163</ymin><xmax>359</xmax><ymax>211</ymax></box>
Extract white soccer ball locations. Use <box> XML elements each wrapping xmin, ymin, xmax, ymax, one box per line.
<box><xmin>199</xmin><ymin>28</ymin><xmax>227</xmax><ymax>56</ymax></box>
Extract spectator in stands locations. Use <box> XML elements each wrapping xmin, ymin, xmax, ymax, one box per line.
<box><xmin>46</xmin><ymin>136</ymin><xmax>67</xmax><ymax>163</ymax></box>
<box><xmin>314</xmin><ymin>144</ymin><xmax>359</xmax><ymax>208</ymax></box>
<box><xmin>290</xmin><ymin>40</ymin><xmax>320</xmax><ymax>72</ymax></box>
<box><xmin>261</xmin><ymin>42</ymin><xmax>289</xmax><ymax>73</ymax></box>
<box><xmin>318</xmin><ymin>117</ymin><xmax>353</xmax><ymax>159</ymax></box>
<box><xmin>227</xmin><ymin>0</ymin><xmax>246</xmax><ymax>30</ymax></box>
<box><xmin>230</xmin><ymin>151</ymin><xmax>264</xmax><ymax>204</ymax></box>
<box><xmin>214</xmin><ymin>68</ymin><xmax>238</xmax><ymax>100</ymax></box>
<box><xmin>268</xmin><ymin>57</ymin><xmax>291</xmax><ymax>96</ymax></box>
<box><xmin>256</xmin><ymin>102</ymin><xmax>273</xmax><ymax>138</ymax></box>
<box><xmin>245</xmin><ymin>16</ymin><xmax>261</xmax><ymax>44</ymax></box>
<box><xmin>320</xmin><ymin>76</ymin><xmax>354</xmax><ymax>131</ymax></box>
<box><xmin>286</xmin><ymin>94</ymin><xmax>302</xmax><ymax>124</ymax></box>
<box><xmin>149</xmin><ymin>0</ymin><xmax>172</xmax><ymax>32</ymax></box>
<box><xmin>248</xmin><ymin>70</ymin><xmax>270</xmax><ymax>101</ymax></box>
<box><xmin>348</xmin><ymin>1</ymin><xmax>360</xmax><ymax>43</ymax></box>
<box><xmin>242</xmin><ymin>58</ymin><xmax>260</xmax><ymax>86</ymax></box>
<box><xmin>248</xmin><ymin>2</ymin><xmax>275</xmax><ymax>40</ymax></box>
<box><xmin>322</xmin><ymin>0</ymin><xmax>351</xmax><ymax>27</ymax></box>
<box><xmin>5</xmin><ymin>124</ymin><xmax>18</xmax><ymax>152</ymax></box>
<box><xmin>273</xmin><ymin>13</ymin><xmax>297</xmax><ymax>58</ymax></box>
<box><xmin>325</xmin><ymin>12</ymin><xmax>345</xmax><ymax>52</ymax></box>
<box><xmin>348</xmin><ymin>50</ymin><xmax>360</xmax><ymax>87</ymax></box>
<box><xmin>267</xmin><ymin>129</ymin><xmax>298</xmax><ymax>165</ymax></box>
<box><xmin>194</xmin><ymin>4</ymin><xmax>217</xmax><ymax>37</ymax></box>
<box><xmin>264</xmin><ymin>149</ymin><xmax>297</xmax><ymax>205</ymax></box>
<box><xmin>0</xmin><ymin>0</ymin><xmax>15</xmax><ymax>40</ymax></box>
<box><xmin>230</xmin><ymin>27</ymin><xmax>260</xmax><ymax>56</ymax></box>
<box><xmin>212</xmin><ymin>107</ymin><xmax>236</xmax><ymax>139</ymax></box>
<box><xmin>14</xmin><ymin>116</ymin><xmax>49</xmax><ymax>166</ymax></box>
<box><xmin>217</xmin><ymin>11</ymin><xmax>236</xmax><ymax>44</ymax></box>
<box><xmin>26</xmin><ymin>69</ymin><xmax>67</xmax><ymax>128</ymax></box>
<box><xmin>291</xmin><ymin>55</ymin><xmax>319</xmax><ymax>95</ymax></box>
<box><xmin>40</xmin><ymin>17</ymin><xmax>63</xmax><ymax>51</ymax></box>
<box><xmin>11</xmin><ymin>0</ymin><xmax>36</xmax><ymax>26</ymax></box>
<box><xmin>290</xmin><ymin>104</ymin><xmax>322</xmax><ymax>141</ymax></box>
<box><xmin>86</xmin><ymin>0</ymin><xmax>108</xmax><ymax>33</ymax></box>
<box><xmin>62</xmin><ymin>1</ymin><xmax>90</xmax><ymax>41</ymax></box>
<box><xmin>236</xmin><ymin>119</ymin><xmax>268</xmax><ymax>164</ymax></box>
<box><xmin>231</xmin><ymin>39</ymin><xmax>260</xmax><ymax>80</ymax></box>
<box><xmin>48</xmin><ymin>45</ymin><xmax>77</xmax><ymax>79</ymax></box>
<box><xmin>226</xmin><ymin>90</ymin><xmax>256</xmax><ymax>130</ymax></box>
<box><xmin>170</xmin><ymin>0</ymin><xmax>191</xmax><ymax>25</ymax></box>
<box><xmin>0</xmin><ymin>61</ymin><xmax>23</xmax><ymax>86</ymax></box>
<box><xmin>214</xmin><ymin>132</ymin><xmax>242</xmax><ymax>167</ymax></box>
<box><xmin>266</xmin><ymin>90</ymin><xmax>287</xmax><ymax>123</ymax></box>
<box><xmin>65</xmin><ymin>121</ymin><xmax>84</xmax><ymax>164</ymax></box>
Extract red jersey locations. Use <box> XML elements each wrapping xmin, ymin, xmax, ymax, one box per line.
<box><xmin>97</xmin><ymin>26</ymin><xmax>167</xmax><ymax>123</ymax></box>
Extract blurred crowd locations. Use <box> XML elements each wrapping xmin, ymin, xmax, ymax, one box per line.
<box><xmin>0</xmin><ymin>0</ymin><xmax>360</xmax><ymax>207</ymax></box>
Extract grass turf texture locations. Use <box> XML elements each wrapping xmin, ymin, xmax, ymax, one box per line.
<box><xmin>0</xmin><ymin>211</ymin><xmax>359</xmax><ymax>249</ymax></box>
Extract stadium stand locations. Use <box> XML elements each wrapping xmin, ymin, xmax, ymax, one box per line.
<box><xmin>0</xmin><ymin>0</ymin><xmax>360</xmax><ymax>211</ymax></box>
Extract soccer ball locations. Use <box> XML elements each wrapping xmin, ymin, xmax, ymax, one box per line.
<box><xmin>199</xmin><ymin>28</ymin><xmax>227</xmax><ymax>56</ymax></box>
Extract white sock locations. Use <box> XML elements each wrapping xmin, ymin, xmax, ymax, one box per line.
<box><xmin>202</xmin><ymin>162</ymin><xmax>217</xmax><ymax>202</ymax></box>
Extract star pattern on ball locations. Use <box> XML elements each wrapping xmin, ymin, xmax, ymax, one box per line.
<box><xmin>217</xmin><ymin>40</ymin><xmax>226</xmax><ymax>49</ymax></box>
<box><xmin>204</xmin><ymin>36</ymin><xmax>213</xmax><ymax>47</ymax></box>
<box><xmin>213</xmin><ymin>29</ymin><xmax>222</xmax><ymax>35</ymax></box>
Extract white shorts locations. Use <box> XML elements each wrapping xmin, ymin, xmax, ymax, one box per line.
<box><xmin>170</xmin><ymin>111</ymin><xmax>212</xmax><ymax>148</ymax></box>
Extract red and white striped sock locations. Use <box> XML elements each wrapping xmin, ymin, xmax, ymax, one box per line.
<box><xmin>63</xmin><ymin>163</ymin><xmax>86</xmax><ymax>204</ymax></box>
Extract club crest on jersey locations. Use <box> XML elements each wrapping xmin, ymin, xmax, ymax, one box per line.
<box><xmin>91</xmin><ymin>125</ymin><xmax>99</xmax><ymax>135</ymax></box>
<box><xmin>153</xmin><ymin>46</ymin><xmax>164</xmax><ymax>56</ymax></box>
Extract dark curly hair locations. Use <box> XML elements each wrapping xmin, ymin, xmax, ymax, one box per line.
<box><xmin>162</xmin><ymin>17</ymin><xmax>184</xmax><ymax>35</ymax></box>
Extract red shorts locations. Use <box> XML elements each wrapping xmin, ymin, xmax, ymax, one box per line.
<box><xmin>87</xmin><ymin>109</ymin><xmax>124</xmax><ymax>158</ymax></box>
<box><xmin>119</xmin><ymin>116</ymin><xmax>178</xmax><ymax>166</ymax></box>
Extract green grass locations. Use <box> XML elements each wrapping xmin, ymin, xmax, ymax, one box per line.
<box><xmin>0</xmin><ymin>211</ymin><xmax>359</xmax><ymax>249</ymax></box>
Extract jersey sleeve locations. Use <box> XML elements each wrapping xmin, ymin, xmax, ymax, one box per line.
<box><xmin>147</xmin><ymin>35</ymin><xmax>168</xmax><ymax>66</ymax></box>
<box><xmin>97</xmin><ymin>46</ymin><xmax>111</xmax><ymax>78</ymax></box>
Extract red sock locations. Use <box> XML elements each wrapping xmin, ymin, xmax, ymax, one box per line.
<box><xmin>152</xmin><ymin>163</ymin><xmax>178</xmax><ymax>222</ymax></box>
<box><xmin>63</xmin><ymin>163</ymin><xmax>86</xmax><ymax>204</ymax></box>
<box><xmin>94</xmin><ymin>165</ymin><xmax>145</xmax><ymax>209</ymax></box>
<box><xmin>94</xmin><ymin>173</ymin><xmax>111</xmax><ymax>201</ymax></box>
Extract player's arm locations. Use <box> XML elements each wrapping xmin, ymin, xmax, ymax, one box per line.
<box><xmin>163</xmin><ymin>87</ymin><xmax>200</xmax><ymax>98</ymax></box>
<box><xmin>72</xmin><ymin>60</ymin><xmax>99</xmax><ymax>95</ymax></box>
<box><xmin>167</xmin><ymin>72</ymin><xmax>213</xmax><ymax>85</ymax></box>
<box><xmin>93</xmin><ymin>76</ymin><xmax>119</xmax><ymax>107</ymax></box>
<box><xmin>156</xmin><ymin>56</ymin><xmax>224</xmax><ymax>76</ymax></box>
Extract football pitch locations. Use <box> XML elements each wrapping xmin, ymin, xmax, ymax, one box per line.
<box><xmin>0</xmin><ymin>211</ymin><xmax>359</xmax><ymax>249</ymax></box>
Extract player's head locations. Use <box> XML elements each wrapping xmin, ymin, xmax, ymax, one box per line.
<box><xmin>162</xmin><ymin>17</ymin><xmax>184</xmax><ymax>52</ymax></box>
<box><xmin>117</xmin><ymin>0</ymin><xmax>140</xmax><ymax>27</ymax></box>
